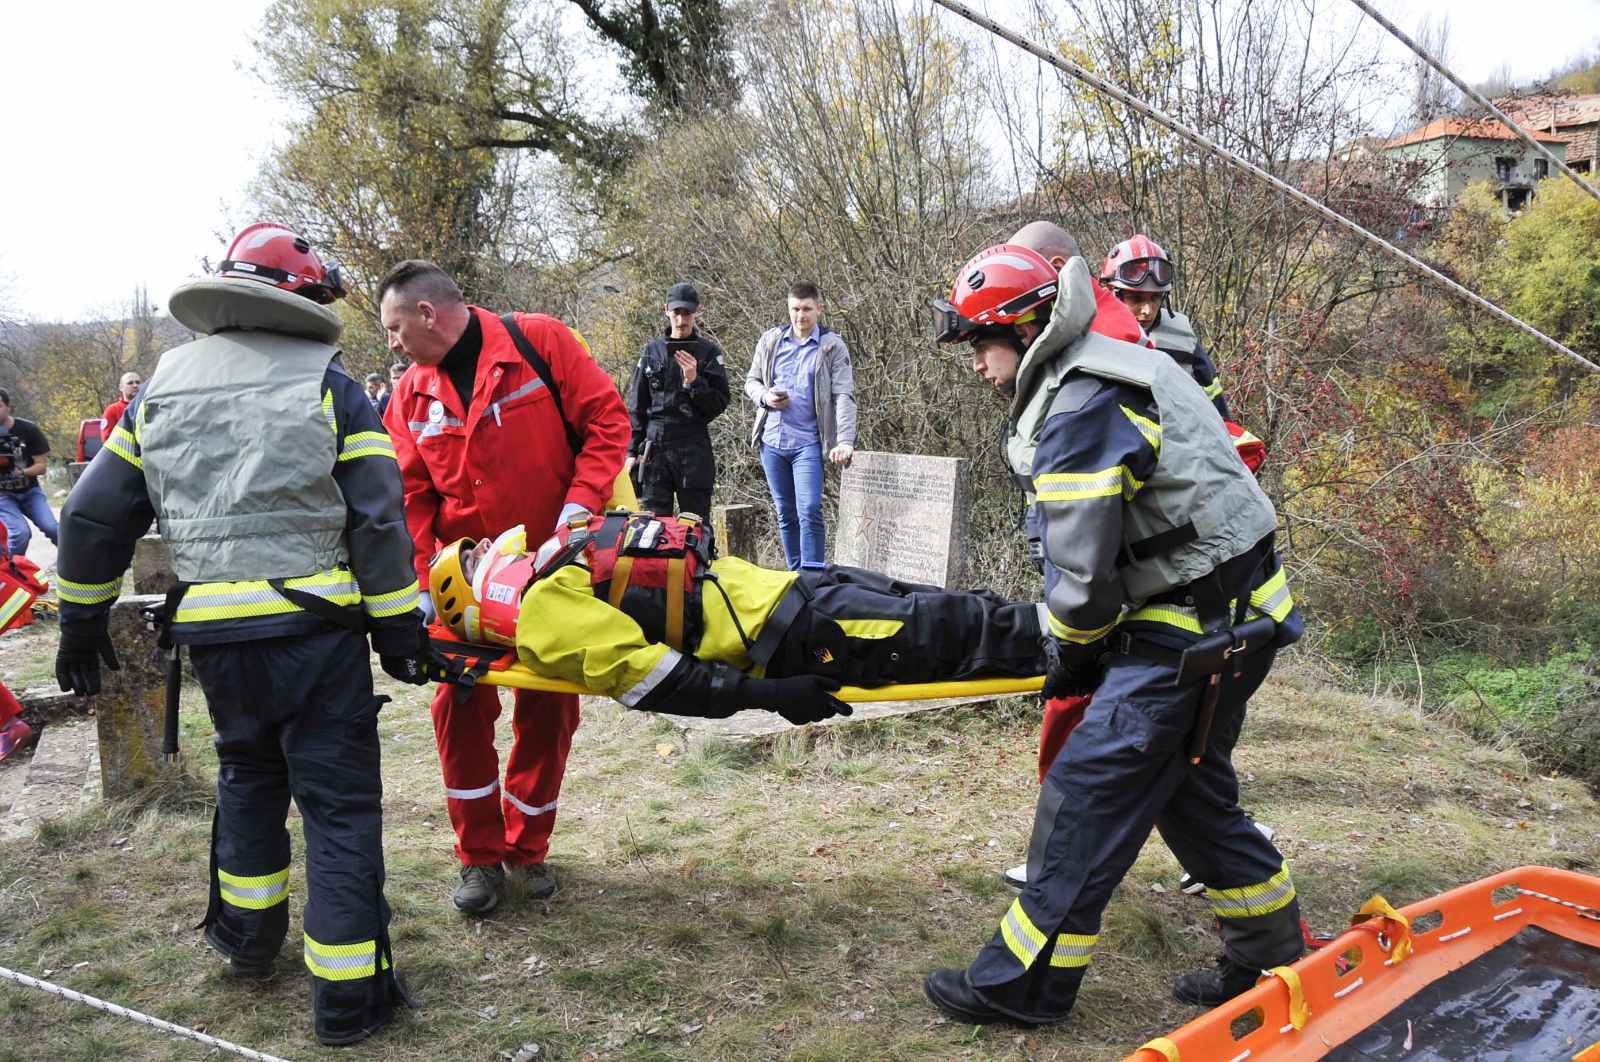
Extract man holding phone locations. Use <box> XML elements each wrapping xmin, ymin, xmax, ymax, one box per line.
<box><xmin>625</xmin><ymin>282</ymin><xmax>731</xmax><ymax>518</ymax></box>
<box><xmin>745</xmin><ymin>281</ymin><xmax>857</xmax><ymax>571</ymax></box>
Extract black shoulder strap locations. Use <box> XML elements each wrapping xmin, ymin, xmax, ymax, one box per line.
<box><xmin>499</xmin><ymin>312</ymin><xmax>582</xmax><ymax>455</ymax></box>
<box><xmin>268</xmin><ymin>578</ymin><xmax>368</xmax><ymax>634</ymax></box>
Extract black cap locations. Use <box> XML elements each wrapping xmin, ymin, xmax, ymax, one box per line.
<box><xmin>665</xmin><ymin>282</ymin><xmax>700</xmax><ymax>311</ymax></box>
<box><xmin>365</xmin><ymin>372</ymin><xmax>384</xmax><ymax>383</ymax></box>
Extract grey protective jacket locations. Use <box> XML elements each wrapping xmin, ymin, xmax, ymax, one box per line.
<box><xmin>1007</xmin><ymin>258</ymin><xmax>1279</xmax><ymax>618</ymax></box>
<box><xmin>56</xmin><ymin>277</ymin><xmax>421</xmax><ymax>646</ymax></box>
<box><xmin>743</xmin><ymin>325</ymin><xmax>857</xmax><ymax>451</ymax></box>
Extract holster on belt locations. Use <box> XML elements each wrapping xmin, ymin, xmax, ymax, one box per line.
<box><xmin>141</xmin><ymin>582</ymin><xmax>192</xmax><ymax>762</ymax></box>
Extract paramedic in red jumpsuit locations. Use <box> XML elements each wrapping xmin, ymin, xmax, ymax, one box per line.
<box><xmin>379</xmin><ymin>259</ymin><xmax>630</xmax><ymax>914</ymax></box>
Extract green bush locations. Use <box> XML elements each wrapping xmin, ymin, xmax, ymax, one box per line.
<box><xmin>1440</xmin><ymin>643</ymin><xmax>1600</xmax><ymax>784</ymax></box>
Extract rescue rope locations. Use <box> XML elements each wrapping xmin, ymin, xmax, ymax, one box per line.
<box><xmin>927</xmin><ymin>0</ymin><xmax>1600</xmax><ymax>375</ymax></box>
<box><xmin>1342</xmin><ymin>0</ymin><xmax>1600</xmax><ymax>206</ymax></box>
<box><xmin>0</xmin><ymin>965</ymin><xmax>292</xmax><ymax>1062</ymax></box>
<box><xmin>1518</xmin><ymin>886</ymin><xmax>1600</xmax><ymax>921</ymax></box>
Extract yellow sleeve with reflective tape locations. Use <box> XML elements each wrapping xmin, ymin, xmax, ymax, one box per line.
<box><xmin>514</xmin><ymin>565</ymin><xmax>677</xmax><ymax>704</ymax></box>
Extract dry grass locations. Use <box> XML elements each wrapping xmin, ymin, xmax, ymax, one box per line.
<box><xmin>2</xmin><ymin>656</ymin><xmax>1598</xmax><ymax>1061</ymax></box>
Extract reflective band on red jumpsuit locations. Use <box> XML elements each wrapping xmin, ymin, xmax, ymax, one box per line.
<box><xmin>386</xmin><ymin>308</ymin><xmax>630</xmax><ymax>869</ymax></box>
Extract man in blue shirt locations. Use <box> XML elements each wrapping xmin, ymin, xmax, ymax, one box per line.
<box><xmin>744</xmin><ymin>282</ymin><xmax>857</xmax><ymax>570</ymax></box>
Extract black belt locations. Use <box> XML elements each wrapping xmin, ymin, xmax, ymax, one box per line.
<box><xmin>746</xmin><ymin>579</ymin><xmax>811</xmax><ymax>669</ymax></box>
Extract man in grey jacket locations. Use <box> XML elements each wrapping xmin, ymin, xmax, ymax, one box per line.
<box><xmin>744</xmin><ymin>281</ymin><xmax>857</xmax><ymax>570</ymax></box>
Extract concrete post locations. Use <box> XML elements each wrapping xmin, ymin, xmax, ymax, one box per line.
<box><xmin>131</xmin><ymin>534</ymin><xmax>177</xmax><ymax>595</ymax></box>
<box><xmin>713</xmin><ymin>504</ymin><xmax>762</xmax><ymax>562</ymax></box>
<box><xmin>93</xmin><ymin>594</ymin><xmax>182</xmax><ymax>799</ymax></box>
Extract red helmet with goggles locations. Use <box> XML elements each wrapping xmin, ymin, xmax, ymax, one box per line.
<box><xmin>1100</xmin><ymin>234</ymin><xmax>1174</xmax><ymax>293</ymax></box>
<box><xmin>219</xmin><ymin>222</ymin><xmax>348</xmax><ymax>304</ymax></box>
<box><xmin>930</xmin><ymin>243</ymin><xmax>1058</xmax><ymax>344</ymax></box>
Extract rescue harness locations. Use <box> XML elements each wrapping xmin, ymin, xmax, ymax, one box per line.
<box><xmin>442</xmin><ymin>510</ymin><xmax>746</xmax><ymax>687</ymax></box>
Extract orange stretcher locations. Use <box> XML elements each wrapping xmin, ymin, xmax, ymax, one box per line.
<box><xmin>427</xmin><ymin>625</ymin><xmax>1046</xmax><ymax>703</ymax></box>
<box><xmin>1126</xmin><ymin>865</ymin><xmax>1600</xmax><ymax>1062</ymax></box>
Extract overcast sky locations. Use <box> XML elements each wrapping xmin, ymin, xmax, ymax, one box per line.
<box><xmin>3</xmin><ymin>0</ymin><xmax>1597</xmax><ymax>323</ymax></box>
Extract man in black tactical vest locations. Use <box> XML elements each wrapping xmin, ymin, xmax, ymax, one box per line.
<box><xmin>624</xmin><ymin>282</ymin><xmax>731</xmax><ymax>518</ymax></box>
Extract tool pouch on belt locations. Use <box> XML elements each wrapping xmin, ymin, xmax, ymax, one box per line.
<box><xmin>1176</xmin><ymin>614</ymin><xmax>1278</xmax><ymax>685</ymax></box>
<box><xmin>141</xmin><ymin>583</ymin><xmax>193</xmax><ymax>759</ymax></box>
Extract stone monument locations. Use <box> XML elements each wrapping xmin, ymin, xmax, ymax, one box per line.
<box><xmin>833</xmin><ymin>451</ymin><xmax>968</xmax><ymax>588</ymax></box>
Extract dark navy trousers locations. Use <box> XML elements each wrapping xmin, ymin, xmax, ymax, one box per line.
<box><xmin>966</xmin><ymin>647</ymin><xmax>1302</xmax><ymax>1022</ymax></box>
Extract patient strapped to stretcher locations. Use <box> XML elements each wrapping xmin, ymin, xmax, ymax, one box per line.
<box><xmin>428</xmin><ymin>511</ymin><xmax>1047</xmax><ymax>724</ymax></box>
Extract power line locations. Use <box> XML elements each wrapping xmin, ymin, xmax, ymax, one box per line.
<box><xmin>1343</xmin><ymin>0</ymin><xmax>1600</xmax><ymax>207</ymax></box>
<box><xmin>928</xmin><ymin>0</ymin><xmax>1600</xmax><ymax>374</ymax></box>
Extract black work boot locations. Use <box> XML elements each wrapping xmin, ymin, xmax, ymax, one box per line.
<box><xmin>453</xmin><ymin>863</ymin><xmax>506</xmax><ymax>915</ymax></box>
<box><xmin>204</xmin><ymin>921</ymin><xmax>280</xmax><ymax>979</ymax></box>
<box><xmin>1174</xmin><ymin>954</ymin><xmax>1263</xmax><ymax>1007</ymax></box>
<box><xmin>924</xmin><ymin>969</ymin><xmax>1046</xmax><ymax>1027</ymax></box>
<box><xmin>506</xmin><ymin>861</ymin><xmax>559</xmax><ymax>901</ymax></box>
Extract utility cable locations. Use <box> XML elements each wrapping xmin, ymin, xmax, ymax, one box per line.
<box><xmin>928</xmin><ymin>0</ymin><xmax>1600</xmax><ymax>374</ymax></box>
<box><xmin>0</xmin><ymin>965</ymin><xmax>293</xmax><ymax>1062</ymax></box>
<box><xmin>1342</xmin><ymin>0</ymin><xmax>1600</xmax><ymax>206</ymax></box>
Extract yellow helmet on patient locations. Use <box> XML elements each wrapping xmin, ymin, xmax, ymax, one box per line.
<box><xmin>428</xmin><ymin>525</ymin><xmax>529</xmax><ymax>644</ymax></box>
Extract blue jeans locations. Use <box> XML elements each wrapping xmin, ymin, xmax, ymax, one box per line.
<box><xmin>0</xmin><ymin>485</ymin><xmax>58</xmax><ymax>555</ymax></box>
<box><xmin>760</xmin><ymin>443</ymin><xmax>826</xmax><ymax>570</ymax></box>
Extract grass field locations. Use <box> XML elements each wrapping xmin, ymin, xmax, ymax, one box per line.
<box><xmin>2</xmin><ymin>642</ymin><xmax>1598</xmax><ymax>1061</ymax></box>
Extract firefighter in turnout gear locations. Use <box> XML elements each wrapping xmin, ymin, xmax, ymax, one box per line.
<box><xmin>1100</xmin><ymin>234</ymin><xmax>1265</xmax><ymax>471</ymax></box>
<box><xmin>624</xmin><ymin>282</ymin><xmax>731</xmax><ymax>517</ymax></box>
<box><xmin>430</xmin><ymin>512</ymin><xmax>1046</xmax><ymax>718</ymax></box>
<box><xmin>924</xmin><ymin>240</ymin><xmax>1305</xmax><ymax>1026</ymax></box>
<box><xmin>54</xmin><ymin>223</ymin><xmax>433</xmax><ymax>1047</ymax></box>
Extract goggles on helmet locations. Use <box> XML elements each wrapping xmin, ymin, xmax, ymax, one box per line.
<box><xmin>216</xmin><ymin>257</ymin><xmax>348</xmax><ymax>305</ymax></box>
<box><xmin>928</xmin><ymin>297</ymin><xmax>980</xmax><ymax>344</ymax></box>
<box><xmin>1109</xmin><ymin>256</ymin><xmax>1174</xmax><ymax>290</ymax></box>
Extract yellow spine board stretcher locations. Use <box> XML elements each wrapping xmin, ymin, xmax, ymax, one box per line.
<box><xmin>428</xmin><ymin>626</ymin><xmax>1044</xmax><ymax>703</ymax></box>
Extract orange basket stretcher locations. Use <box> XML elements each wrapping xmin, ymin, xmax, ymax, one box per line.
<box><xmin>1127</xmin><ymin>865</ymin><xmax>1600</xmax><ymax>1061</ymax></box>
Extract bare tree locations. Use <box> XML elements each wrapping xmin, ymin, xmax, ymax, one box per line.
<box><xmin>1409</xmin><ymin>15</ymin><xmax>1458</xmax><ymax>125</ymax></box>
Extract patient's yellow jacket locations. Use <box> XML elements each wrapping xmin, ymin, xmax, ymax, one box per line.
<box><xmin>513</xmin><ymin>556</ymin><xmax>796</xmax><ymax>707</ymax></box>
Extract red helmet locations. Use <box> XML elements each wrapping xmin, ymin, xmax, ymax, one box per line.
<box><xmin>1100</xmin><ymin>234</ymin><xmax>1174</xmax><ymax>293</ymax></box>
<box><xmin>218</xmin><ymin>222</ymin><xmax>347</xmax><ymax>304</ymax></box>
<box><xmin>929</xmin><ymin>243</ymin><xmax>1058</xmax><ymax>344</ymax></box>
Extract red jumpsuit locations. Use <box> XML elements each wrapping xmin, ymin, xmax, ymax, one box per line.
<box><xmin>386</xmin><ymin>308</ymin><xmax>630</xmax><ymax>868</ymax></box>
<box><xmin>2</xmin><ymin>526</ymin><xmax>46</xmax><ymax>751</ymax></box>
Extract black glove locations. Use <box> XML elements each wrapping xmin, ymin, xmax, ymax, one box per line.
<box><xmin>1041</xmin><ymin>635</ymin><xmax>1107</xmax><ymax>700</ymax></box>
<box><xmin>373</xmin><ymin>619</ymin><xmax>458</xmax><ymax>686</ymax></box>
<box><xmin>56</xmin><ymin>615</ymin><xmax>121</xmax><ymax>697</ymax></box>
<box><xmin>744</xmin><ymin>674</ymin><xmax>854</xmax><ymax>726</ymax></box>
<box><xmin>380</xmin><ymin>646</ymin><xmax>459</xmax><ymax>686</ymax></box>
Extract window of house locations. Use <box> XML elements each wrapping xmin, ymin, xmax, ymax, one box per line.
<box><xmin>1535</xmin><ymin>158</ymin><xmax>1549</xmax><ymax>179</ymax></box>
<box><xmin>1494</xmin><ymin>156</ymin><xmax>1516</xmax><ymax>182</ymax></box>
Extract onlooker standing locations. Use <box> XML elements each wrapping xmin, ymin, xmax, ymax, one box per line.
<box><xmin>744</xmin><ymin>282</ymin><xmax>856</xmax><ymax>570</ymax></box>
<box><xmin>625</xmin><ymin>282</ymin><xmax>730</xmax><ymax>517</ymax></box>
<box><xmin>0</xmin><ymin>388</ymin><xmax>58</xmax><ymax>556</ymax></box>
<box><xmin>379</xmin><ymin>259</ymin><xmax>630</xmax><ymax>916</ymax></box>
<box><xmin>365</xmin><ymin>372</ymin><xmax>389</xmax><ymax>416</ymax></box>
<box><xmin>100</xmin><ymin>371</ymin><xmax>144</xmax><ymax>442</ymax></box>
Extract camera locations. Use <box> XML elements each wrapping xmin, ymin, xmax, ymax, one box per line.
<box><xmin>0</xmin><ymin>434</ymin><xmax>27</xmax><ymax>490</ymax></box>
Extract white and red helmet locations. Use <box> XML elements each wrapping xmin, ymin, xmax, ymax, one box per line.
<box><xmin>1100</xmin><ymin>234</ymin><xmax>1174</xmax><ymax>293</ymax></box>
<box><xmin>930</xmin><ymin>243</ymin><xmax>1058</xmax><ymax>344</ymax></box>
<box><xmin>219</xmin><ymin>222</ymin><xmax>347</xmax><ymax>304</ymax></box>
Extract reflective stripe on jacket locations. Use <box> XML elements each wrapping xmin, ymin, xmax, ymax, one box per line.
<box><xmin>57</xmin><ymin>281</ymin><xmax>420</xmax><ymax>645</ymax></box>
